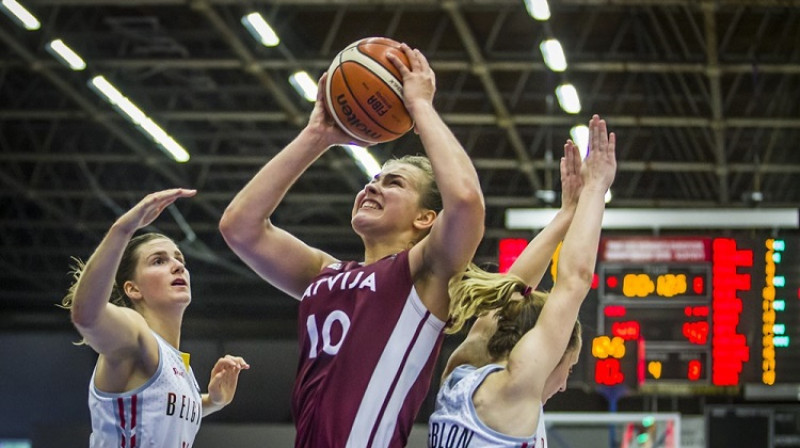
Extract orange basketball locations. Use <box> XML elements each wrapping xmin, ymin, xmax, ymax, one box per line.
<box><xmin>325</xmin><ymin>37</ymin><xmax>414</xmax><ymax>144</ymax></box>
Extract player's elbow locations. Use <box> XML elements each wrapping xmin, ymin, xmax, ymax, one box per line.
<box><xmin>458</xmin><ymin>187</ymin><xmax>485</xmax><ymax>214</ymax></box>
<box><xmin>70</xmin><ymin>302</ymin><xmax>97</xmax><ymax>329</ymax></box>
<box><xmin>449</xmin><ymin>188</ymin><xmax>486</xmax><ymax>228</ymax></box>
<box><xmin>218</xmin><ymin>204</ymin><xmax>239</xmax><ymax>238</ymax></box>
<box><xmin>219</xmin><ymin>205</ymin><xmax>260</xmax><ymax>249</ymax></box>
<box><xmin>558</xmin><ymin>263</ymin><xmax>594</xmax><ymax>296</ymax></box>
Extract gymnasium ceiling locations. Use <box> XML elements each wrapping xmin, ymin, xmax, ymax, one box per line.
<box><xmin>2</xmin><ymin>0</ymin><xmax>799</xmax><ymax>335</ymax></box>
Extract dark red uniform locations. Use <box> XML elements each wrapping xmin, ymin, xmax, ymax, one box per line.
<box><xmin>292</xmin><ymin>250</ymin><xmax>445</xmax><ymax>448</ymax></box>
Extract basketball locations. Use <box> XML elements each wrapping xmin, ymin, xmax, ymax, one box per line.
<box><xmin>324</xmin><ymin>37</ymin><xmax>414</xmax><ymax>144</ymax></box>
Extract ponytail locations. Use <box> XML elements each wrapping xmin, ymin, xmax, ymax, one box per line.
<box><xmin>448</xmin><ymin>263</ymin><xmax>582</xmax><ymax>361</ymax></box>
<box><xmin>447</xmin><ymin>263</ymin><xmax>530</xmax><ymax>334</ymax></box>
<box><xmin>487</xmin><ymin>293</ymin><xmax>546</xmax><ymax>359</ymax></box>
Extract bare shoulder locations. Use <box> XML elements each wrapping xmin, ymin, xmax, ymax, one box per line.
<box><xmin>92</xmin><ymin>313</ymin><xmax>160</xmax><ymax>393</ymax></box>
<box><xmin>408</xmin><ymin>243</ymin><xmax>451</xmax><ymax>321</ymax></box>
<box><xmin>473</xmin><ymin>370</ymin><xmax>543</xmax><ymax>436</ymax></box>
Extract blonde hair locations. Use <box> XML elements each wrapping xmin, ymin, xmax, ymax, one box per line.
<box><xmin>447</xmin><ymin>263</ymin><xmax>582</xmax><ymax>360</ymax></box>
<box><xmin>382</xmin><ymin>155</ymin><xmax>442</xmax><ymax>212</ymax></box>
<box><xmin>447</xmin><ymin>263</ymin><xmax>533</xmax><ymax>334</ymax></box>
<box><xmin>488</xmin><ymin>293</ymin><xmax>582</xmax><ymax>361</ymax></box>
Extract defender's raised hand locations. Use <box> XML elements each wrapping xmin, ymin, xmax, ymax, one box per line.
<box><xmin>583</xmin><ymin>114</ymin><xmax>617</xmax><ymax>191</ymax></box>
<box><xmin>115</xmin><ymin>188</ymin><xmax>197</xmax><ymax>234</ymax></box>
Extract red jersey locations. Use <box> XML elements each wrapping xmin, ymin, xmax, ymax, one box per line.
<box><xmin>292</xmin><ymin>250</ymin><xmax>445</xmax><ymax>448</ymax></box>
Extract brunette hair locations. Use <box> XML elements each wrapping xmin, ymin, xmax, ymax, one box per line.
<box><xmin>62</xmin><ymin>233</ymin><xmax>172</xmax><ymax>310</ymax></box>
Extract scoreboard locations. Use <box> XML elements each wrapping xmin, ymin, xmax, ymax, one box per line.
<box><xmin>592</xmin><ymin>236</ymin><xmax>800</xmax><ymax>394</ymax></box>
<box><xmin>499</xmin><ymin>234</ymin><xmax>800</xmax><ymax>395</ymax></box>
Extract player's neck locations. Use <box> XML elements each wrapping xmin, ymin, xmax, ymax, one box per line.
<box><xmin>362</xmin><ymin>239</ymin><xmax>412</xmax><ymax>265</ymax></box>
<box><xmin>146</xmin><ymin>313</ymin><xmax>184</xmax><ymax>349</ymax></box>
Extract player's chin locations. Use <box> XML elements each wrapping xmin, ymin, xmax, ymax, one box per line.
<box><xmin>173</xmin><ymin>292</ymin><xmax>192</xmax><ymax>305</ymax></box>
<box><xmin>350</xmin><ymin>214</ymin><xmax>381</xmax><ymax>235</ymax></box>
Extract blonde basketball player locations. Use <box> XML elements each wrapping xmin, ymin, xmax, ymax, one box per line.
<box><xmin>63</xmin><ymin>188</ymin><xmax>249</xmax><ymax>448</ymax></box>
<box><xmin>430</xmin><ymin>115</ymin><xmax>616</xmax><ymax>447</ymax></box>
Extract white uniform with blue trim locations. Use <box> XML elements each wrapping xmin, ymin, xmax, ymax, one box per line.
<box><xmin>429</xmin><ymin>364</ymin><xmax>547</xmax><ymax>448</ymax></box>
<box><xmin>88</xmin><ymin>331</ymin><xmax>202</xmax><ymax>448</ymax></box>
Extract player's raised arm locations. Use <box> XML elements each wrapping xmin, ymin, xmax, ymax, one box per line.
<box><xmin>69</xmin><ymin>189</ymin><xmax>196</xmax><ymax>357</ymax></box>
<box><xmin>219</xmin><ymin>73</ymin><xmax>360</xmax><ymax>299</ymax></box>
<box><xmin>387</xmin><ymin>44</ymin><xmax>485</xmax><ymax>320</ymax></box>
<box><xmin>507</xmin><ymin>139</ymin><xmax>583</xmax><ymax>286</ymax></box>
<box><xmin>505</xmin><ymin>115</ymin><xmax>616</xmax><ymax>399</ymax></box>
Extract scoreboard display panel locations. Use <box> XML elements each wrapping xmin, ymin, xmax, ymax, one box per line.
<box><xmin>591</xmin><ymin>236</ymin><xmax>800</xmax><ymax>394</ymax></box>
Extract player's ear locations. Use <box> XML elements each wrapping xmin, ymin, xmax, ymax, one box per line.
<box><xmin>413</xmin><ymin>209</ymin><xmax>436</xmax><ymax>231</ymax></box>
<box><xmin>124</xmin><ymin>280</ymin><xmax>143</xmax><ymax>301</ymax></box>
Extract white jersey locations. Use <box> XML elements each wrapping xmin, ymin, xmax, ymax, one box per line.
<box><xmin>429</xmin><ymin>364</ymin><xmax>547</xmax><ymax>448</ymax></box>
<box><xmin>88</xmin><ymin>331</ymin><xmax>202</xmax><ymax>448</ymax></box>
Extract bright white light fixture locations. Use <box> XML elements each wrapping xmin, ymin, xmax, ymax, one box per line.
<box><xmin>139</xmin><ymin>118</ymin><xmax>189</xmax><ymax>163</ymax></box>
<box><xmin>343</xmin><ymin>145</ymin><xmax>382</xmax><ymax>179</ymax></box>
<box><xmin>241</xmin><ymin>12</ymin><xmax>280</xmax><ymax>47</ymax></box>
<box><xmin>289</xmin><ymin>71</ymin><xmax>317</xmax><ymax>102</ymax></box>
<box><xmin>556</xmin><ymin>83</ymin><xmax>581</xmax><ymax>114</ymax></box>
<box><xmin>45</xmin><ymin>39</ymin><xmax>86</xmax><ymax>71</ymax></box>
<box><xmin>506</xmin><ymin>208</ymin><xmax>800</xmax><ymax>230</ymax></box>
<box><xmin>569</xmin><ymin>124</ymin><xmax>589</xmax><ymax>159</ymax></box>
<box><xmin>90</xmin><ymin>76</ymin><xmax>125</xmax><ymax>104</ymax></box>
<box><xmin>1</xmin><ymin>0</ymin><xmax>40</xmax><ymax>30</ymax></box>
<box><xmin>539</xmin><ymin>39</ymin><xmax>566</xmax><ymax>72</ymax></box>
<box><xmin>523</xmin><ymin>0</ymin><xmax>550</xmax><ymax>21</ymax></box>
<box><xmin>605</xmin><ymin>189</ymin><xmax>613</xmax><ymax>204</ymax></box>
<box><xmin>89</xmin><ymin>76</ymin><xmax>190</xmax><ymax>163</ymax></box>
<box><xmin>115</xmin><ymin>97</ymin><xmax>147</xmax><ymax>124</ymax></box>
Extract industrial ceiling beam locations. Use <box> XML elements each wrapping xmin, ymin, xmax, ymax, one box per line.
<box><xmin>26</xmin><ymin>0</ymin><xmax>800</xmax><ymax>5</ymax></box>
<box><xmin>0</xmin><ymin>26</ymin><xmax>227</xmax><ymax>223</ymax></box>
<box><xmin>702</xmin><ymin>1</ymin><xmax>730</xmax><ymax>204</ymax></box>
<box><xmin>443</xmin><ymin>0</ymin><xmax>544</xmax><ymax>192</ymax></box>
<box><xmin>3</xmin><ymin>110</ymin><xmax>800</xmax><ymax>129</ymax></box>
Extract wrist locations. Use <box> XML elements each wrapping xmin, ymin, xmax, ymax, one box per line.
<box><xmin>299</xmin><ymin>126</ymin><xmax>340</xmax><ymax>150</ymax></box>
<box><xmin>558</xmin><ymin>204</ymin><xmax>578</xmax><ymax>215</ymax></box>
<box><xmin>109</xmin><ymin>220</ymin><xmax>138</xmax><ymax>238</ymax></box>
<box><xmin>406</xmin><ymin>99</ymin><xmax>435</xmax><ymax>118</ymax></box>
<box><xmin>582</xmin><ymin>184</ymin><xmax>609</xmax><ymax>195</ymax></box>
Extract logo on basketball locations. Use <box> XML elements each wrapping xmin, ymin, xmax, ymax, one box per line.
<box><xmin>325</xmin><ymin>37</ymin><xmax>414</xmax><ymax>144</ymax></box>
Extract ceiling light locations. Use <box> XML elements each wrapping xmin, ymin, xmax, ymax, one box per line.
<box><xmin>539</xmin><ymin>39</ymin><xmax>567</xmax><ymax>72</ymax></box>
<box><xmin>535</xmin><ymin>190</ymin><xmax>557</xmax><ymax>204</ymax></box>
<box><xmin>89</xmin><ymin>76</ymin><xmax>189</xmax><ymax>163</ymax></box>
<box><xmin>524</xmin><ymin>0</ymin><xmax>550</xmax><ymax>21</ymax></box>
<box><xmin>605</xmin><ymin>189</ymin><xmax>613</xmax><ymax>204</ymax></box>
<box><xmin>89</xmin><ymin>76</ymin><xmax>125</xmax><ymax>104</ymax></box>
<box><xmin>506</xmin><ymin>208</ymin><xmax>800</xmax><ymax>230</ymax></box>
<box><xmin>342</xmin><ymin>145</ymin><xmax>381</xmax><ymax>179</ymax></box>
<box><xmin>45</xmin><ymin>39</ymin><xmax>86</xmax><ymax>71</ymax></box>
<box><xmin>289</xmin><ymin>71</ymin><xmax>317</xmax><ymax>102</ymax></box>
<box><xmin>569</xmin><ymin>124</ymin><xmax>589</xmax><ymax>159</ymax></box>
<box><xmin>1</xmin><ymin>0</ymin><xmax>40</xmax><ymax>30</ymax></box>
<box><xmin>556</xmin><ymin>83</ymin><xmax>581</xmax><ymax>114</ymax></box>
<box><xmin>241</xmin><ymin>12</ymin><xmax>279</xmax><ymax>47</ymax></box>
<box><xmin>114</xmin><ymin>96</ymin><xmax>146</xmax><ymax>124</ymax></box>
<box><xmin>140</xmin><ymin>118</ymin><xmax>190</xmax><ymax>163</ymax></box>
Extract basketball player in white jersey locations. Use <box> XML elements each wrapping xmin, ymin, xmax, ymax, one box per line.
<box><xmin>220</xmin><ymin>43</ymin><xmax>485</xmax><ymax>447</ymax></box>
<box><xmin>430</xmin><ymin>115</ymin><xmax>616</xmax><ymax>447</ymax></box>
<box><xmin>62</xmin><ymin>188</ymin><xmax>249</xmax><ymax>447</ymax></box>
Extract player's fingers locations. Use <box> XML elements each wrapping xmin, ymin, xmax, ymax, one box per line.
<box><xmin>413</xmin><ymin>48</ymin><xmax>430</xmax><ymax>72</ymax></box>
<box><xmin>386</xmin><ymin>51</ymin><xmax>411</xmax><ymax>76</ymax></box>
<box><xmin>223</xmin><ymin>355</ymin><xmax>250</xmax><ymax>369</ymax></box>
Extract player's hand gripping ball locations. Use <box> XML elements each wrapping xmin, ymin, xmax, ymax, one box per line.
<box><xmin>324</xmin><ymin>37</ymin><xmax>414</xmax><ymax>144</ymax></box>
